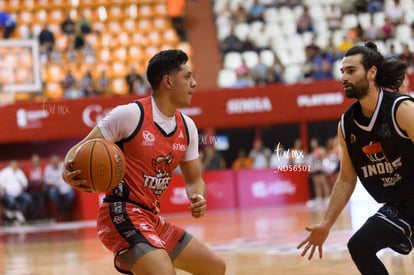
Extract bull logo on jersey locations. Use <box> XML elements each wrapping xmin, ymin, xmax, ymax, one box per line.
<box><xmin>362</xmin><ymin>141</ymin><xmax>389</xmax><ymax>163</ymax></box>
<box><xmin>142</xmin><ymin>153</ymin><xmax>173</xmax><ymax>195</ymax></box>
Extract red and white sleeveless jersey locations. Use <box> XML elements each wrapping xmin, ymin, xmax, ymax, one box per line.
<box><xmin>102</xmin><ymin>97</ymin><xmax>191</xmax><ymax>213</ymax></box>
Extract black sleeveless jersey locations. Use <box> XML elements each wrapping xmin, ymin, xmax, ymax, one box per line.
<box><xmin>341</xmin><ymin>90</ymin><xmax>414</xmax><ymax>204</ymax></box>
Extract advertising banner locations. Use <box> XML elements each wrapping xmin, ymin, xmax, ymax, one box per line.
<box><xmin>236</xmin><ymin>168</ymin><xmax>310</xmax><ymax>208</ymax></box>
<box><xmin>0</xmin><ymin>80</ymin><xmax>352</xmax><ymax>144</ymax></box>
<box><xmin>160</xmin><ymin>170</ymin><xmax>237</xmax><ymax>214</ymax></box>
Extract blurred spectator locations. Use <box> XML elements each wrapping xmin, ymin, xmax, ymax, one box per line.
<box><xmin>220</xmin><ymin>26</ymin><xmax>244</xmax><ymax>54</ymax></box>
<box><xmin>251</xmin><ymin>57</ymin><xmax>269</xmax><ymax>85</ymax></box>
<box><xmin>73</xmin><ymin>25</ymin><xmax>85</xmax><ymax>50</ymax></box>
<box><xmin>167</xmin><ymin>0</ymin><xmax>187</xmax><ymax>41</ymax></box>
<box><xmin>247</xmin><ymin>0</ymin><xmax>265</xmax><ymax>23</ymax></box>
<box><xmin>232</xmin><ymin>148</ymin><xmax>253</xmax><ymax>169</ymax></box>
<box><xmin>80</xmin><ymin>69</ymin><xmax>95</xmax><ymax>96</ymax></box>
<box><xmin>379</xmin><ymin>16</ymin><xmax>395</xmax><ymax>41</ymax></box>
<box><xmin>250</xmin><ymin>25</ymin><xmax>271</xmax><ymax>52</ymax></box>
<box><xmin>264</xmin><ymin>64</ymin><xmax>283</xmax><ymax>84</ymax></box>
<box><xmin>348</xmin><ymin>23</ymin><xmax>365</xmax><ymax>43</ymax></box>
<box><xmin>386</xmin><ymin>44</ymin><xmax>398</xmax><ymax>59</ymax></box>
<box><xmin>0</xmin><ymin>160</ymin><xmax>32</xmax><ymax>224</ymax></box>
<box><xmin>305</xmin><ymin>36</ymin><xmax>321</xmax><ymax>60</ymax></box>
<box><xmin>385</xmin><ymin>0</ymin><xmax>404</xmax><ymax>25</ymax></box>
<box><xmin>354</xmin><ymin>0</ymin><xmax>368</xmax><ymax>13</ymax></box>
<box><xmin>323</xmin><ymin>137</ymin><xmax>340</xmax><ymax>188</ymax></box>
<box><xmin>364</xmin><ymin>17</ymin><xmax>379</xmax><ymax>41</ymax></box>
<box><xmin>337</xmin><ymin>35</ymin><xmax>354</xmax><ymax>55</ymax></box>
<box><xmin>241</xmin><ymin>37</ymin><xmax>257</xmax><ymax>52</ymax></box>
<box><xmin>249</xmin><ymin>139</ymin><xmax>271</xmax><ymax>169</ymax></box>
<box><xmin>266</xmin><ymin>57</ymin><xmax>284</xmax><ymax>84</ymax></box>
<box><xmin>203</xmin><ymin>146</ymin><xmax>226</xmax><ymax>170</ymax></box>
<box><xmin>95</xmin><ymin>69</ymin><xmax>111</xmax><ymax>95</ymax></box>
<box><xmin>216</xmin><ymin>2</ymin><xmax>233</xmax><ymax>27</ymax></box>
<box><xmin>235</xmin><ymin>58</ymin><xmax>250</xmax><ymax>76</ymax></box>
<box><xmin>367</xmin><ymin>0</ymin><xmax>384</xmax><ymax>13</ymax></box>
<box><xmin>312</xmin><ymin>52</ymin><xmax>334</xmax><ymax>80</ymax></box>
<box><xmin>306</xmin><ymin>138</ymin><xmax>331</xmax><ymax>207</ymax></box>
<box><xmin>63</xmin><ymin>69</ymin><xmax>82</xmax><ymax>98</ymax></box>
<box><xmin>61</xmin><ymin>14</ymin><xmax>76</xmax><ymax>35</ymax></box>
<box><xmin>125</xmin><ymin>66</ymin><xmax>144</xmax><ymax>94</ymax></box>
<box><xmin>399</xmin><ymin>44</ymin><xmax>414</xmax><ymax>72</ymax></box>
<box><xmin>0</xmin><ymin>11</ymin><xmax>16</xmax><ymax>38</ymax></box>
<box><xmin>301</xmin><ymin>52</ymin><xmax>317</xmax><ymax>80</ymax></box>
<box><xmin>38</xmin><ymin>23</ymin><xmax>55</xmax><ymax>54</ymax></box>
<box><xmin>27</xmin><ymin>154</ymin><xmax>46</xmax><ymax>221</ymax></box>
<box><xmin>323</xmin><ymin>36</ymin><xmax>342</xmax><ymax>61</ymax></box>
<box><xmin>232</xmin><ymin>71</ymin><xmax>255</xmax><ymax>88</ymax></box>
<box><xmin>44</xmin><ymin>155</ymin><xmax>75</xmax><ymax>221</ymax></box>
<box><xmin>77</xmin><ymin>12</ymin><xmax>91</xmax><ymax>34</ymax></box>
<box><xmin>326</xmin><ymin>4</ymin><xmax>342</xmax><ymax>32</ymax></box>
<box><xmin>50</xmin><ymin>48</ymin><xmax>63</xmax><ymax>65</ymax></box>
<box><xmin>65</xmin><ymin>39</ymin><xmax>78</xmax><ymax>63</ymax></box>
<box><xmin>132</xmin><ymin>76</ymin><xmax>150</xmax><ymax>96</ymax></box>
<box><xmin>82</xmin><ymin>42</ymin><xmax>96</xmax><ymax>64</ymax></box>
<box><xmin>296</xmin><ymin>6</ymin><xmax>313</xmax><ymax>34</ymax></box>
<box><xmin>233</xmin><ymin>3</ymin><xmax>248</xmax><ymax>24</ymax></box>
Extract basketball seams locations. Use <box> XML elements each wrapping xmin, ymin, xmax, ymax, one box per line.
<box><xmin>73</xmin><ymin>138</ymin><xmax>125</xmax><ymax>193</ymax></box>
<box><xmin>100</xmin><ymin>140</ymin><xmax>114</xmax><ymax>192</ymax></box>
<box><xmin>89</xmin><ymin>140</ymin><xmax>97</xmax><ymax>192</ymax></box>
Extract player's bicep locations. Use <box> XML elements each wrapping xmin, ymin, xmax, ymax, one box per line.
<box><xmin>337</xmin><ymin>122</ymin><xmax>357</xmax><ymax>184</ymax></box>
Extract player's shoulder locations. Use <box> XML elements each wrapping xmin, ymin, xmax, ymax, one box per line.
<box><xmin>180</xmin><ymin>112</ymin><xmax>197</xmax><ymax>128</ymax></box>
<box><xmin>111</xmin><ymin>102</ymin><xmax>141</xmax><ymax>116</ymax></box>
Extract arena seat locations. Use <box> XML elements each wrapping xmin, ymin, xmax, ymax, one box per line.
<box><xmin>217</xmin><ymin>69</ymin><xmax>237</xmax><ymax>88</ymax></box>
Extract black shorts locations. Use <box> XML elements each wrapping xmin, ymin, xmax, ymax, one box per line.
<box><xmin>371</xmin><ymin>204</ymin><xmax>414</xmax><ymax>254</ymax></box>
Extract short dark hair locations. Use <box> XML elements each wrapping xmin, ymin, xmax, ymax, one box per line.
<box><xmin>345</xmin><ymin>41</ymin><xmax>407</xmax><ymax>91</ymax></box>
<box><xmin>146</xmin><ymin>49</ymin><xmax>189</xmax><ymax>90</ymax></box>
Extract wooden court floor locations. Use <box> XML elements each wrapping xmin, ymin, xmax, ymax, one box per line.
<box><xmin>1</xmin><ymin>202</ymin><xmax>413</xmax><ymax>275</ymax></box>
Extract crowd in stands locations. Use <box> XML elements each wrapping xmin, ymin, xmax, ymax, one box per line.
<box><xmin>0</xmin><ymin>155</ymin><xmax>75</xmax><ymax>225</ymax></box>
<box><xmin>0</xmin><ymin>0</ymin><xmax>189</xmax><ymax>100</ymax></box>
<box><xmin>214</xmin><ymin>0</ymin><xmax>414</xmax><ymax>87</ymax></box>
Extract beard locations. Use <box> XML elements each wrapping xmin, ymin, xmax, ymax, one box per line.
<box><xmin>343</xmin><ymin>75</ymin><xmax>370</xmax><ymax>99</ymax></box>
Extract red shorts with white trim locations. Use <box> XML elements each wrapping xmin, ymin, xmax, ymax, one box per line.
<box><xmin>97</xmin><ymin>201</ymin><xmax>185</xmax><ymax>273</ymax></box>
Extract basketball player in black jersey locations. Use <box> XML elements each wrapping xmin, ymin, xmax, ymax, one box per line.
<box><xmin>297</xmin><ymin>41</ymin><xmax>414</xmax><ymax>274</ymax></box>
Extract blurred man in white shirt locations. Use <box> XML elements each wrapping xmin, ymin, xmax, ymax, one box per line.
<box><xmin>0</xmin><ymin>160</ymin><xmax>32</xmax><ymax>223</ymax></box>
<box><xmin>44</xmin><ymin>155</ymin><xmax>75</xmax><ymax>221</ymax></box>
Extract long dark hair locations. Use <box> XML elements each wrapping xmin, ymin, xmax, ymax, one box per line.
<box><xmin>345</xmin><ymin>41</ymin><xmax>407</xmax><ymax>91</ymax></box>
<box><xmin>146</xmin><ymin>49</ymin><xmax>188</xmax><ymax>91</ymax></box>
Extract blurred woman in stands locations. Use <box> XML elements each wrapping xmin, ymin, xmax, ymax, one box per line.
<box><xmin>28</xmin><ymin>154</ymin><xmax>46</xmax><ymax>222</ymax></box>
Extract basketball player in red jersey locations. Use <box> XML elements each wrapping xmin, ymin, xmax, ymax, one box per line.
<box><xmin>62</xmin><ymin>50</ymin><xmax>226</xmax><ymax>275</ymax></box>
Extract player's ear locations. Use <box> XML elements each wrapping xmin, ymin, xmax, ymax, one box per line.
<box><xmin>163</xmin><ymin>75</ymin><xmax>173</xmax><ymax>89</ymax></box>
<box><xmin>368</xmin><ymin>66</ymin><xmax>377</xmax><ymax>80</ymax></box>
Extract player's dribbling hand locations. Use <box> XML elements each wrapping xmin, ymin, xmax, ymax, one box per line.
<box><xmin>296</xmin><ymin>224</ymin><xmax>330</xmax><ymax>260</ymax></box>
<box><xmin>62</xmin><ymin>161</ymin><xmax>93</xmax><ymax>193</ymax></box>
<box><xmin>189</xmin><ymin>194</ymin><xmax>206</xmax><ymax>218</ymax></box>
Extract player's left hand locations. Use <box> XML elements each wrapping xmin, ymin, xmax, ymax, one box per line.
<box><xmin>189</xmin><ymin>194</ymin><xmax>206</xmax><ymax>218</ymax></box>
<box><xmin>297</xmin><ymin>224</ymin><xmax>330</xmax><ymax>260</ymax></box>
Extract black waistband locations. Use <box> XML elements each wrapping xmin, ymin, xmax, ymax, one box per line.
<box><xmin>103</xmin><ymin>196</ymin><xmax>156</xmax><ymax>214</ymax></box>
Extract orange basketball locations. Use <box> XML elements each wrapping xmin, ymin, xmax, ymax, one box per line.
<box><xmin>73</xmin><ymin>139</ymin><xmax>126</xmax><ymax>193</ymax></box>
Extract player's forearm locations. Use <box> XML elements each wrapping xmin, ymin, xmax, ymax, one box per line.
<box><xmin>320</xmin><ymin>178</ymin><xmax>356</xmax><ymax>229</ymax></box>
<box><xmin>185</xmin><ymin>178</ymin><xmax>206</xmax><ymax>199</ymax></box>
